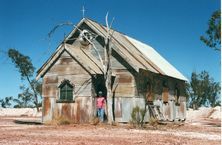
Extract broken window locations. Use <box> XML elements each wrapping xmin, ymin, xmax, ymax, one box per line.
<box><xmin>58</xmin><ymin>80</ymin><xmax>74</xmax><ymax>101</ymax></box>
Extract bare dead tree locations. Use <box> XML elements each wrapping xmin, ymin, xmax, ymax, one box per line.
<box><xmin>103</xmin><ymin>13</ymin><xmax>115</xmax><ymax>123</ymax></box>
<box><xmin>48</xmin><ymin>14</ymin><xmax>116</xmax><ymax>123</ymax></box>
<box><xmin>48</xmin><ymin>22</ymin><xmax>104</xmax><ymax>69</ymax></box>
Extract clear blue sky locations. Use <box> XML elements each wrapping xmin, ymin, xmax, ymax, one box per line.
<box><xmin>0</xmin><ymin>0</ymin><xmax>220</xmax><ymax>100</ymax></box>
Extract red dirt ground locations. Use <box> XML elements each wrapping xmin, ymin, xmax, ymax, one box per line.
<box><xmin>0</xmin><ymin>117</ymin><xmax>220</xmax><ymax>145</ymax></box>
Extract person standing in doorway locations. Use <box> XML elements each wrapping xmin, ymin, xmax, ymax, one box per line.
<box><xmin>96</xmin><ymin>91</ymin><xmax>106</xmax><ymax>122</ymax></box>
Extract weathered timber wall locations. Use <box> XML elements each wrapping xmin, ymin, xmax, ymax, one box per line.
<box><xmin>87</xmin><ymin>36</ymin><xmax>187</xmax><ymax>122</ymax></box>
<box><xmin>138</xmin><ymin>69</ymin><xmax>187</xmax><ymax>121</ymax></box>
<box><xmin>42</xmin><ymin>50</ymin><xmax>92</xmax><ymax>123</ymax></box>
<box><xmin>90</xmin><ymin>37</ymin><xmax>137</xmax><ymax>97</ymax></box>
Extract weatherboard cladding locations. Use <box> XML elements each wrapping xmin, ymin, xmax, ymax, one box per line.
<box><xmin>36</xmin><ymin>43</ymin><xmax>103</xmax><ymax>80</ymax></box>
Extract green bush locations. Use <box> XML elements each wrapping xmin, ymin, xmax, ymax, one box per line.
<box><xmin>130</xmin><ymin>106</ymin><xmax>146</xmax><ymax>128</ymax></box>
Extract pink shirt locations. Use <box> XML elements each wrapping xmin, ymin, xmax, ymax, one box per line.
<box><xmin>96</xmin><ymin>97</ymin><xmax>105</xmax><ymax>109</ymax></box>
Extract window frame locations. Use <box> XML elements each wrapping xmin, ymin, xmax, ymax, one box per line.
<box><xmin>57</xmin><ymin>79</ymin><xmax>75</xmax><ymax>103</ymax></box>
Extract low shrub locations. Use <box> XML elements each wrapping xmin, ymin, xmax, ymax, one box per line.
<box><xmin>45</xmin><ymin>116</ymin><xmax>72</xmax><ymax>125</ymax></box>
<box><xmin>130</xmin><ymin>106</ymin><xmax>146</xmax><ymax>128</ymax></box>
<box><xmin>90</xmin><ymin>117</ymin><xmax>100</xmax><ymax>125</ymax></box>
<box><xmin>148</xmin><ymin>117</ymin><xmax>158</xmax><ymax>127</ymax></box>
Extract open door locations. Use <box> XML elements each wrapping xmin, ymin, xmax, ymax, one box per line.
<box><xmin>92</xmin><ymin>74</ymin><xmax>116</xmax><ymax>122</ymax></box>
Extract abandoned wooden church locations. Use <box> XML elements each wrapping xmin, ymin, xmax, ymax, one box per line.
<box><xmin>36</xmin><ymin>18</ymin><xmax>188</xmax><ymax>123</ymax></box>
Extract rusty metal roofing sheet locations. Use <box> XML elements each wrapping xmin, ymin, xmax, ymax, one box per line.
<box><xmin>85</xmin><ymin>18</ymin><xmax>187</xmax><ymax>81</ymax></box>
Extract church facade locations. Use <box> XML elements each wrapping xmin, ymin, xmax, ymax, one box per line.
<box><xmin>36</xmin><ymin>18</ymin><xmax>187</xmax><ymax>123</ymax></box>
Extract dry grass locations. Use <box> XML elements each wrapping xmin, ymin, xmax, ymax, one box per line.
<box><xmin>149</xmin><ymin>117</ymin><xmax>158</xmax><ymax>127</ymax></box>
<box><xmin>45</xmin><ymin>116</ymin><xmax>73</xmax><ymax>125</ymax></box>
<box><xmin>90</xmin><ymin>117</ymin><xmax>100</xmax><ymax>125</ymax></box>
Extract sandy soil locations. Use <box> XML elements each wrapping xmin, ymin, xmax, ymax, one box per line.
<box><xmin>0</xmin><ymin>108</ymin><xmax>41</xmax><ymax>117</ymax></box>
<box><xmin>0</xmin><ymin>117</ymin><xmax>220</xmax><ymax>145</ymax></box>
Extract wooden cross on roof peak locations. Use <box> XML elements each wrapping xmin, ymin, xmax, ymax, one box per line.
<box><xmin>81</xmin><ymin>6</ymin><xmax>85</xmax><ymax>18</ymax></box>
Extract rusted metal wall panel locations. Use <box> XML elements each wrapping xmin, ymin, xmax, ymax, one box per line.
<box><xmin>175</xmin><ymin>105</ymin><xmax>180</xmax><ymax>120</ymax></box>
<box><xmin>42</xmin><ymin>96</ymin><xmax>93</xmax><ymax>123</ymax></box>
<box><xmin>133</xmin><ymin>97</ymin><xmax>150</xmax><ymax>122</ymax></box>
<box><xmin>42</xmin><ymin>97</ymin><xmax>50</xmax><ymax>122</ymax></box>
<box><xmin>153</xmin><ymin>97</ymin><xmax>186</xmax><ymax>122</ymax></box>
<box><xmin>55</xmin><ymin>97</ymin><xmax>93</xmax><ymax>123</ymax></box>
<box><xmin>114</xmin><ymin>97</ymin><xmax>150</xmax><ymax>122</ymax></box>
<box><xmin>114</xmin><ymin>97</ymin><xmax>122</xmax><ymax>118</ymax></box>
<box><xmin>162</xmin><ymin>103</ymin><xmax>170</xmax><ymax>120</ymax></box>
<box><xmin>168</xmin><ymin>90</ymin><xmax>176</xmax><ymax>121</ymax></box>
<box><xmin>168</xmin><ymin>100</ymin><xmax>175</xmax><ymax>121</ymax></box>
<box><xmin>42</xmin><ymin>97</ymin><xmax>55</xmax><ymax>122</ymax></box>
<box><xmin>179</xmin><ymin>96</ymin><xmax>186</xmax><ymax>120</ymax></box>
<box><xmin>120</xmin><ymin>98</ymin><xmax>133</xmax><ymax>122</ymax></box>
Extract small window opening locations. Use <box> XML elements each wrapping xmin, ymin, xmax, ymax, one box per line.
<box><xmin>58</xmin><ymin>80</ymin><xmax>74</xmax><ymax>101</ymax></box>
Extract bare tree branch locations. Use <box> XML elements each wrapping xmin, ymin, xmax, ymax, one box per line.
<box><xmin>48</xmin><ymin>21</ymin><xmax>105</xmax><ymax>71</ymax></box>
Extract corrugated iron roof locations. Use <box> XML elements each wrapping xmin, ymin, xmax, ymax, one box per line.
<box><xmin>125</xmin><ymin>35</ymin><xmax>188</xmax><ymax>81</ymax></box>
<box><xmin>37</xmin><ymin>18</ymin><xmax>188</xmax><ymax>81</ymax></box>
<box><xmin>85</xmin><ymin>18</ymin><xmax>188</xmax><ymax>81</ymax></box>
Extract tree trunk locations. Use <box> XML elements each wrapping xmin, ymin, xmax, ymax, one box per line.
<box><xmin>104</xmin><ymin>31</ymin><xmax>114</xmax><ymax>123</ymax></box>
<box><xmin>26</xmin><ymin>76</ymin><xmax>39</xmax><ymax>112</ymax></box>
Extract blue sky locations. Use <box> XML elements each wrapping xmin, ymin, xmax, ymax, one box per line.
<box><xmin>0</xmin><ymin>0</ymin><xmax>220</xmax><ymax>100</ymax></box>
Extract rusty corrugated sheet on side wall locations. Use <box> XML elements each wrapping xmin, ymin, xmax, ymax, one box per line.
<box><xmin>179</xmin><ymin>97</ymin><xmax>186</xmax><ymax>120</ymax></box>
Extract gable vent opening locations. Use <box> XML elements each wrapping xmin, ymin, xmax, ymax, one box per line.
<box><xmin>79</xmin><ymin>29</ymin><xmax>93</xmax><ymax>46</ymax></box>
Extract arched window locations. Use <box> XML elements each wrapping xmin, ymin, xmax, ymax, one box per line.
<box><xmin>58</xmin><ymin>80</ymin><xmax>74</xmax><ymax>101</ymax></box>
